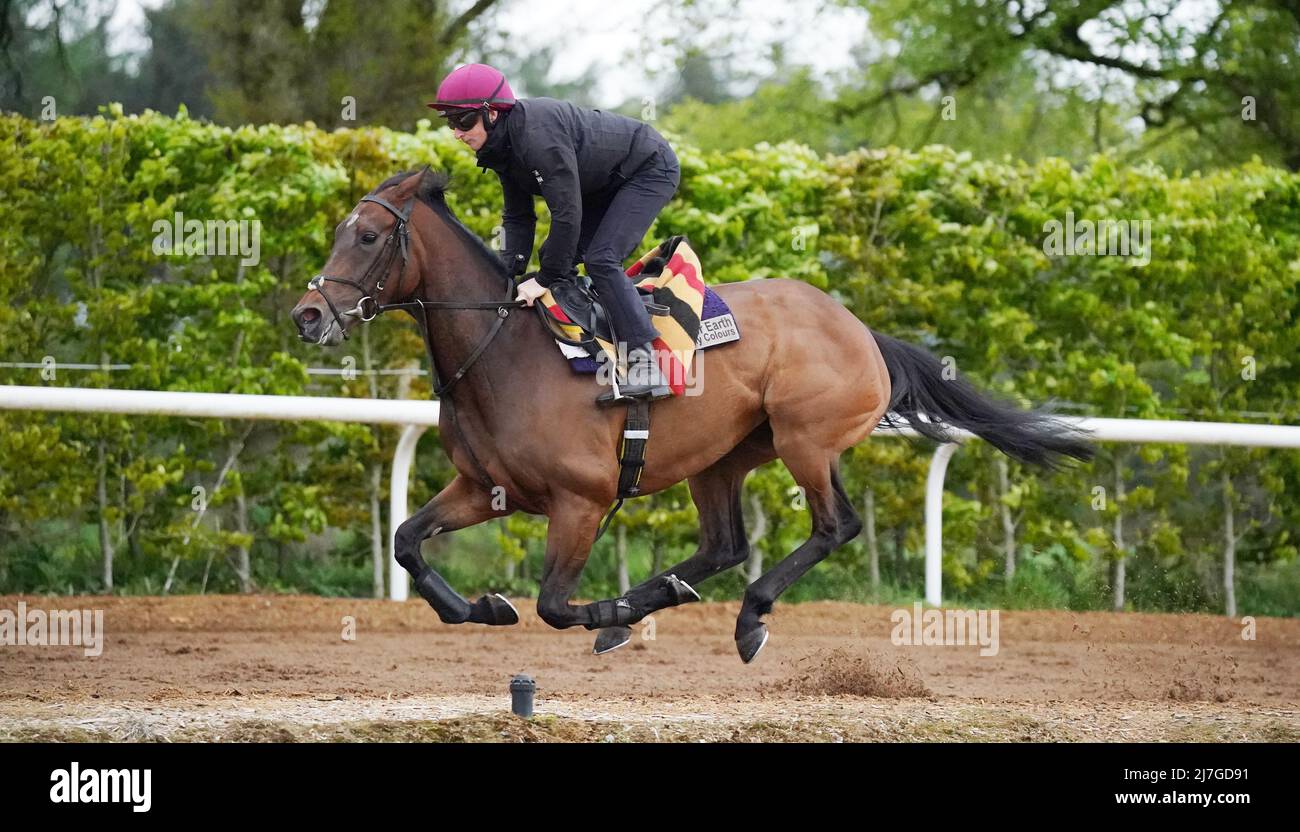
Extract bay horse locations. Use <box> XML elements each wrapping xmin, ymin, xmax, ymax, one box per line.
<box><xmin>290</xmin><ymin>168</ymin><xmax>1093</xmax><ymax>662</ymax></box>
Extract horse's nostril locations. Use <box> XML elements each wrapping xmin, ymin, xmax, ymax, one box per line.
<box><xmin>293</xmin><ymin>305</ymin><xmax>323</xmax><ymax>338</ymax></box>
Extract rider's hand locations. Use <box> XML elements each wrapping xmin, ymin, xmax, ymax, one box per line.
<box><xmin>515</xmin><ymin>276</ymin><xmax>547</xmax><ymax>307</ymax></box>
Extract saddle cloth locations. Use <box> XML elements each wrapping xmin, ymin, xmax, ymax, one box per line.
<box><xmin>539</xmin><ymin>236</ymin><xmax>740</xmax><ymax>396</ymax></box>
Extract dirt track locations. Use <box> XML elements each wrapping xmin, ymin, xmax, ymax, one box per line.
<box><xmin>1</xmin><ymin>595</ymin><xmax>1296</xmax><ymax>742</ymax></box>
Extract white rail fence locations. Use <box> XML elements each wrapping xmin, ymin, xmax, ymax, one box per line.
<box><xmin>2</xmin><ymin>385</ymin><xmax>1299</xmax><ymax>605</ymax></box>
<box><xmin>0</xmin><ymin>385</ymin><xmax>437</xmax><ymax>601</ymax></box>
<box><xmin>906</xmin><ymin>418</ymin><xmax>1300</xmax><ymax>605</ymax></box>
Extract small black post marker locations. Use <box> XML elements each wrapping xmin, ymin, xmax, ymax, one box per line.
<box><xmin>510</xmin><ymin>674</ymin><xmax>536</xmax><ymax>718</ymax></box>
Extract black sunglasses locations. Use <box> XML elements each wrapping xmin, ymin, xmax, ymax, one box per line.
<box><xmin>443</xmin><ymin>109</ymin><xmax>482</xmax><ymax>131</ymax></box>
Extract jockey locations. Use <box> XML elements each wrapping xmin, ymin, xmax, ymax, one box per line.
<box><xmin>429</xmin><ymin>63</ymin><xmax>680</xmax><ymax>403</ymax></box>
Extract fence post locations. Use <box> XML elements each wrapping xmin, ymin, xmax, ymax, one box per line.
<box><xmin>388</xmin><ymin>424</ymin><xmax>427</xmax><ymax>601</ymax></box>
<box><xmin>925</xmin><ymin>442</ymin><xmax>959</xmax><ymax>607</ymax></box>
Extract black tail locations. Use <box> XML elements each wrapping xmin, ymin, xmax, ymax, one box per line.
<box><xmin>872</xmin><ymin>332</ymin><xmax>1095</xmax><ymax>469</ymax></box>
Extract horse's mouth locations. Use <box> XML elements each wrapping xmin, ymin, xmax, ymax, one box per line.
<box><xmin>318</xmin><ymin>317</ymin><xmax>347</xmax><ymax>346</ymax></box>
<box><xmin>298</xmin><ymin>316</ymin><xmax>348</xmax><ymax>347</ymax></box>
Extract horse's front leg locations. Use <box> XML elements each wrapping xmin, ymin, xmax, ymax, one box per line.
<box><xmin>535</xmin><ymin>494</ymin><xmax>629</xmax><ymax>630</ymax></box>
<box><xmin>395</xmin><ymin>474</ymin><xmax>518</xmax><ymax>626</ymax></box>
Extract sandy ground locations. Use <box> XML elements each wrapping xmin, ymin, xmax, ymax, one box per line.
<box><xmin>0</xmin><ymin>595</ymin><xmax>1296</xmax><ymax>742</ymax></box>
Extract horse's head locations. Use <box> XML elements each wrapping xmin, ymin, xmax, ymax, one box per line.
<box><xmin>292</xmin><ymin>170</ymin><xmax>433</xmax><ymax>346</ymax></box>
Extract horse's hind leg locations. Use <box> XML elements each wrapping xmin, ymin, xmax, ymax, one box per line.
<box><xmin>395</xmin><ymin>474</ymin><xmax>519</xmax><ymax>626</ymax></box>
<box><xmin>731</xmin><ymin>319</ymin><xmax>887</xmax><ymax>661</ymax></box>
<box><xmin>592</xmin><ymin>423</ymin><xmax>776</xmax><ymax>654</ymax></box>
<box><xmin>734</xmin><ymin>452</ymin><xmax>861</xmax><ymax>663</ymax></box>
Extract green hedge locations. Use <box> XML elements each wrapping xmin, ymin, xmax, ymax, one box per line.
<box><xmin>2</xmin><ymin>108</ymin><xmax>1298</xmax><ymax>615</ymax></box>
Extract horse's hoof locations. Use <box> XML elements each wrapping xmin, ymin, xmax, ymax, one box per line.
<box><xmin>593</xmin><ymin>626</ymin><xmax>633</xmax><ymax>655</ymax></box>
<box><xmin>470</xmin><ymin>593</ymin><xmax>519</xmax><ymax>626</ymax></box>
<box><xmin>663</xmin><ymin>574</ymin><xmax>701</xmax><ymax>606</ymax></box>
<box><xmin>736</xmin><ymin>624</ymin><xmax>769</xmax><ymax>664</ymax></box>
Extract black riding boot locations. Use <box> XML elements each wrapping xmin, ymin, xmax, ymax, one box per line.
<box><xmin>596</xmin><ymin>342</ymin><xmax>672</xmax><ymax>404</ymax></box>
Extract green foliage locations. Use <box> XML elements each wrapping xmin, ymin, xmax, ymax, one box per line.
<box><xmin>0</xmin><ymin>0</ymin><xmax>509</xmax><ymax>131</ymax></box>
<box><xmin>1</xmin><ymin>109</ymin><xmax>1298</xmax><ymax>618</ymax></box>
<box><xmin>840</xmin><ymin>0</ymin><xmax>1300</xmax><ymax>172</ymax></box>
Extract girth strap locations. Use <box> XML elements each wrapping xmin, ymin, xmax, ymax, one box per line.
<box><xmin>594</xmin><ymin>397</ymin><xmax>653</xmax><ymax>543</ymax></box>
<box><xmin>617</xmin><ymin>398</ymin><xmax>651</xmax><ymax>498</ymax></box>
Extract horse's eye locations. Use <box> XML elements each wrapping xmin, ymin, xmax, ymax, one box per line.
<box><xmin>361</xmin><ymin>232</ymin><xmax>378</xmax><ymax>244</ymax></box>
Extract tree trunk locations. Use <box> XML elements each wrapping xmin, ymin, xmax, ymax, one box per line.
<box><xmin>127</xmin><ymin>516</ymin><xmax>144</xmax><ymax>564</ymax></box>
<box><xmin>124</xmin><ymin>461</ymin><xmax>143</xmax><ymax>567</ymax></box>
<box><xmin>1222</xmin><ymin>468</ymin><xmax>1237</xmax><ymax>619</ymax></box>
<box><xmin>998</xmin><ymin>456</ymin><xmax>1017</xmax><ymax>586</ymax></box>
<box><xmin>396</xmin><ymin>360</ymin><xmax>415</xmax><ymax>400</ymax></box>
<box><xmin>370</xmin><ymin>461</ymin><xmax>385</xmax><ymax>599</ymax></box>
<box><xmin>164</xmin><ymin>424</ymin><xmax>252</xmax><ymax>594</ymax></box>
<box><xmin>234</xmin><ymin>473</ymin><xmax>252</xmax><ymax>594</ymax></box>
<box><xmin>1112</xmin><ymin>458</ymin><xmax>1126</xmax><ymax>612</ymax></box>
<box><xmin>201</xmin><ymin>517</ymin><xmax>219</xmax><ymax>594</ymax></box>
<box><xmin>97</xmin><ymin>440</ymin><xmax>114</xmax><ymax>591</ymax></box>
<box><xmin>616</xmin><ymin>524</ymin><xmax>630</xmax><ymax>595</ymax></box>
<box><xmin>745</xmin><ymin>492</ymin><xmax>767</xmax><ymax>584</ymax></box>
<box><xmin>650</xmin><ymin>532</ymin><xmax>663</xmax><ymax>575</ymax></box>
<box><xmin>864</xmin><ymin>488</ymin><xmax>879</xmax><ymax>590</ymax></box>
<box><xmin>893</xmin><ymin>525</ymin><xmax>905</xmax><ymax>580</ymax></box>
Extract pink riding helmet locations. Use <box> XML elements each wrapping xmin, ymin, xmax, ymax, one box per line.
<box><xmin>427</xmin><ymin>63</ymin><xmax>516</xmax><ymax>113</ymax></box>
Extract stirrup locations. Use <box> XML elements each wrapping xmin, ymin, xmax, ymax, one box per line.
<box><xmin>596</xmin><ymin>383</ymin><xmax>672</xmax><ymax>406</ymax></box>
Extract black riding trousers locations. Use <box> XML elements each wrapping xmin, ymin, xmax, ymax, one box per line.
<box><xmin>540</xmin><ymin>143</ymin><xmax>681</xmax><ymax>348</ymax></box>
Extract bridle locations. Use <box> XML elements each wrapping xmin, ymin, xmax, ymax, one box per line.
<box><xmin>308</xmin><ymin>194</ymin><xmax>413</xmax><ymax>332</ymax></box>
<box><xmin>306</xmin><ymin>192</ymin><xmax>525</xmax><ymax>399</ymax></box>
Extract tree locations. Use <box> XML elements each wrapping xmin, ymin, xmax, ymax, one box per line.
<box><xmin>0</xmin><ymin>0</ymin><xmax>138</xmax><ymax>117</ymax></box>
<box><xmin>123</xmin><ymin>0</ymin><xmax>216</xmax><ymax>121</ymax></box>
<box><xmin>193</xmin><ymin>0</ymin><xmax>505</xmax><ymax>128</ymax></box>
<box><xmin>493</xmin><ymin>43</ymin><xmax>601</xmax><ymax>106</ymax></box>
<box><xmin>839</xmin><ymin>0</ymin><xmax>1300</xmax><ymax>170</ymax></box>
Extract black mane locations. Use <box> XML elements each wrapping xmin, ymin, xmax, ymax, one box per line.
<box><xmin>370</xmin><ymin>169</ymin><xmax>509</xmax><ymax>280</ymax></box>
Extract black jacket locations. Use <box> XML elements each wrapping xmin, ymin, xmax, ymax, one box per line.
<box><xmin>475</xmin><ymin>97</ymin><xmax>666</xmax><ymax>287</ymax></box>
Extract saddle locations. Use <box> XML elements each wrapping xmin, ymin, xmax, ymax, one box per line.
<box><xmin>544</xmin><ymin>268</ymin><xmax>672</xmax><ymax>348</ymax></box>
<box><xmin>533</xmin><ymin>236</ymin><xmax>722</xmax><ymax>543</ymax></box>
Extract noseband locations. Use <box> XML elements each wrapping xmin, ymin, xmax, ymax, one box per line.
<box><xmin>306</xmin><ymin>192</ymin><xmax>525</xmax><ymax>399</ymax></box>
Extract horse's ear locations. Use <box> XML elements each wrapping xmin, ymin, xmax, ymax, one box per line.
<box><xmin>402</xmin><ymin>165</ymin><xmax>436</xmax><ymax>200</ymax></box>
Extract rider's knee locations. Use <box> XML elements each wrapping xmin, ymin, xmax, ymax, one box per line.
<box><xmin>582</xmin><ymin>247</ymin><xmax>621</xmax><ymax>274</ymax></box>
